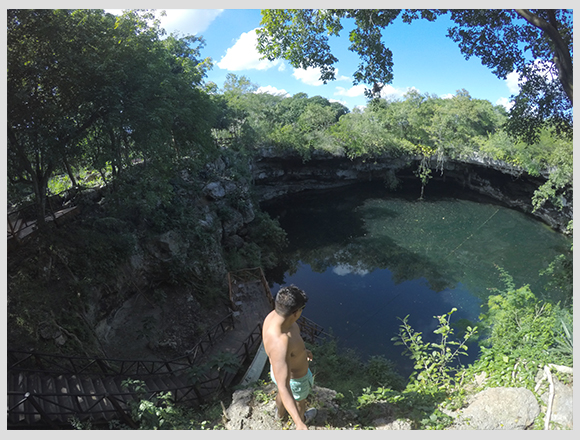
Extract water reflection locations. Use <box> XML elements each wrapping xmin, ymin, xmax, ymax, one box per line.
<box><xmin>262</xmin><ymin>181</ymin><xmax>571</xmax><ymax>374</ymax></box>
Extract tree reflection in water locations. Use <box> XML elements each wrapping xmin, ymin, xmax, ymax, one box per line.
<box><xmin>262</xmin><ymin>181</ymin><xmax>571</xmax><ymax>374</ymax></box>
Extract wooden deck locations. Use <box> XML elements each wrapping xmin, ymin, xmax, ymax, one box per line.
<box><xmin>7</xmin><ymin>206</ymin><xmax>79</xmax><ymax>245</ymax></box>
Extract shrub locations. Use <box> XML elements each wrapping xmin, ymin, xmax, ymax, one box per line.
<box><xmin>393</xmin><ymin>308</ymin><xmax>477</xmax><ymax>394</ymax></box>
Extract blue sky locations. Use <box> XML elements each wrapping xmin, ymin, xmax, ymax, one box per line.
<box><xmin>130</xmin><ymin>8</ymin><xmax>522</xmax><ymax>111</ymax></box>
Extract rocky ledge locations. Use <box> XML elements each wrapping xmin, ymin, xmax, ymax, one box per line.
<box><xmin>224</xmin><ymin>364</ymin><xmax>573</xmax><ymax>430</ymax></box>
<box><xmin>251</xmin><ymin>149</ymin><xmax>572</xmax><ymax>233</ymax></box>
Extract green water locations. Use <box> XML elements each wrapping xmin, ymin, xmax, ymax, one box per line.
<box><xmin>263</xmin><ymin>181</ymin><xmax>571</xmax><ymax>375</ymax></box>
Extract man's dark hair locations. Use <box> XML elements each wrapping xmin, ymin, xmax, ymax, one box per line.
<box><xmin>275</xmin><ymin>285</ymin><xmax>308</xmax><ymax>318</ymax></box>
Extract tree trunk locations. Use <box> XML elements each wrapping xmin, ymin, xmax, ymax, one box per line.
<box><xmin>32</xmin><ymin>162</ymin><xmax>55</xmax><ymax>226</ymax></box>
<box><xmin>63</xmin><ymin>157</ymin><xmax>78</xmax><ymax>188</ymax></box>
<box><xmin>515</xmin><ymin>9</ymin><xmax>573</xmax><ymax>105</ymax></box>
<box><xmin>32</xmin><ymin>172</ymin><xmax>47</xmax><ymax>226</ymax></box>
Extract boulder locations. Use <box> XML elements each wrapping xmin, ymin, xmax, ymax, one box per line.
<box><xmin>452</xmin><ymin>387</ymin><xmax>540</xmax><ymax>430</ymax></box>
<box><xmin>224</xmin><ymin>383</ymin><xmax>359</xmax><ymax>430</ymax></box>
<box><xmin>147</xmin><ymin>230</ymin><xmax>186</xmax><ymax>261</ymax></box>
<box><xmin>204</xmin><ymin>181</ymin><xmax>226</xmax><ymax>200</ymax></box>
<box><xmin>540</xmin><ymin>378</ymin><xmax>573</xmax><ymax>430</ymax></box>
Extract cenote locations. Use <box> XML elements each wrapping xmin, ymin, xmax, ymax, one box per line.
<box><xmin>262</xmin><ymin>180</ymin><xmax>572</xmax><ymax>377</ymax></box>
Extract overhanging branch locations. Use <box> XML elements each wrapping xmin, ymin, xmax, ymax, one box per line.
<box><xmin>515</xmin><ymin>9</ymin><xmax>573</xmax><ymax>105</ymax></box>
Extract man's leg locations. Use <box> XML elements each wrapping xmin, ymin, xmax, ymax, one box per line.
<box><xmin>297</xmin><ymin>399</ymin><xmax>307</xmax><ymax>421</ymax></box>
<box><xmin>275</xmin><ymin>391</ymin><xmax>305</xmax><ymax>423</ymax></box>
<box><xmin>275</xmin><ymin>391</ymin><xmax>288</xmax><ymax>420</ymax></box>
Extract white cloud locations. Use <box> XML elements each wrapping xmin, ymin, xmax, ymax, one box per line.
<box><xmin>329</xmin><ymin>98</ymin><xmax>347</xmax><ymax>106</ymax></box>
<box><xmin>440</xmin><ymin>93</ymin><xmax>454</xmax><ymax>100</ymax></box>
<box><xmin>105</xmin><ymin>9</ymin><xmax>224</xmax><ymax>37</ymax></box>
<box><xmin>335</xmin><ymin>83</ymin><xmax>414</xmax><ymax>101</ymax></box>
<box><xmin>292</xmin><ymin>66</ymin><xmax>349</xmax><ymax>86</ymax></box>
<box><xmin>160</xmin><ymin>9</ymin><xmax>223</xmax><ymax>36</ymax></box>
<box><xmin>256</xmin><ymin>86</ymin><xmax>290</xmax><ymax>98</ymax></box>
<box><xmin>332</xmin><ymin>263</ymin><xmax>369</xmax><ymax>277</ymax></box>
<box><xmin>379</xmin><ymin>84</ymin><xmax>416</xmax><ymax>100</ymax></box>
<box><xmin>292</xmin><ymin>67</ymin><xmax>325</xmax><ymax>86</ymax></box>
<box><xmin>505</xmin><ymin>71</ymin><xmax>520</xmax><ymax>95</ymax></box>
<box><xmin>334</xmin><ymin>84</ymin><xmax>367</xmax><ymax>98</ymax></box>
<box><xmin>505</xmin><ymin>59</ymin><xmax>558</xmax><ymax>97</ymax></box>
<box><xmin>496</xmin><ymin>97</ymin><xmax>514</xmax><ymax>111</ymax></box>
<box><xmin>218</xmin><ymin>28</ymin><xmax>282</xmax><ymax>71</ymax></box>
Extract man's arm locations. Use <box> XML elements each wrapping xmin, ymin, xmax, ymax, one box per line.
<box><xmin>270</xmin><ymin>339</ymin><xmax>308</xmax><ymax>430</ymax></box>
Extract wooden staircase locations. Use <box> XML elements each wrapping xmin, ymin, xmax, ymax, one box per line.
<box><xmin>7</xmin><ymin>368</ymin><xmax>209</xmax><ymax>427</ymax></box>
<box><xmin>7</xmin><ymin>268</ymin><xmax>327</xmax><ymax>429</ymax></box>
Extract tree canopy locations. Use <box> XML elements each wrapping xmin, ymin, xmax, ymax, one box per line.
<box><xmin>257</xmin><ymin>9</ymin><xmax>573</xmax><ymax>143</ymax></box>
<box><xmin>7</xmin><ymin>9</ymin><xmax>216</xmax><ymax>222</ymax></box>
<box><xmin>7</xmin><ymin>9</ymin><xmax>572</xmax><ymax>226</ymax></box>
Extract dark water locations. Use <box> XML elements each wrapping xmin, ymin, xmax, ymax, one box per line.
<box><xmin>262</xmin><ymin>181</ymin><xmax>571</xmax><ymax>376</ymax></box>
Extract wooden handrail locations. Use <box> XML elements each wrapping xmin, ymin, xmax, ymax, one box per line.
<box><xmin>7</xmin><ymin>313</ymin><xmax>236</xmax><ymax>377</ymax></box>
<box><xmin>7</xmin><ymin>269</ymin><xmax>323</xmax><ymax>427</ymax></box>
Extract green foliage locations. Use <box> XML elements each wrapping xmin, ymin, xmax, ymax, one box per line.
<box><xmin>413</xmin><ymin>144</ymin><xmax>435</xmax><ymax>199</ymax></box>
<box><xmin>365</xmin><ymin>356</ymin><xmax>406</xmax><ymax>391</ymax></box>
<box><xmin>309</xmin><ymin>339</ymin><xmax>405</xmax><ymax>408</ymax></box>
<box><xmin>549</xmin><ymin>308</ymin><xmax>573</xmax><ymax>365</ymax></box>
<box><xmin>465</xmin><ymin>268</ymin><xmax>570</xmax><ymax>389</ymax></box>
<box><xmin>207</xmin><ymin>352</ymin><xmax>241</xmax><ymax>376</ymax></box>
<box><xmin>393</xmin><ymin>308</ymin><xmax>477</xmax><ymax>394</ymax></box>
<box><xmin>258</xmin><ymin>9</ymin><xmax>572</xmax><ymax>141</ymax></box>
<box><xmin>119</xmin><ymin>379</ymin><xmax>223</xmax><ymax>430</ymax></box>
<box><xmin>539</xmin><ymin>244</ymin><xmax>573</xmax><ymax>304</ymax></box>
<box><xmin>8</xmin><ymin>9</ymin><xmax>217</xmax><ymax>223</ymax></box>
<box><xmin>356</xmin><ymin>386</ymin><xmax>453</xmax><ymax>429</ymax></box>
<box><xmin>353</xmin><ymin>308</ymin><xmax>478</xmax><ymax>429</ymax></box>
<box><xmin>107</xmin><ymin>166</ymin><xmax>175</xmax><ymax>232</ymax></box>
<box><xmin>479</xmin><ymin>129</ymin><xmax>573</xmax><ymax>213</ymax></box>
<box><xmin>480</xmin><ymin>268</ymin><xmax>556</xmax><ymax>356</ymax></box>
<box><xmin>253</xmin><ymin>384</ymin><xmax>276</xmax><ymax>404</ymax></box>
<box><xmin>226</xmin><ymin>209</ymin><xmax>288</xmax><ymax>271</ymax></box>
<box><xmin>529</xmin><ymin>135</ymin><xmax>573</xmax><ymax>212</ymax></box>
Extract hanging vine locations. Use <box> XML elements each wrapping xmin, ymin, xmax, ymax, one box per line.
<box><xmin>414</xmin><ymin>144</ymin><xmax>436</xmax><ymax>200</ymax></box>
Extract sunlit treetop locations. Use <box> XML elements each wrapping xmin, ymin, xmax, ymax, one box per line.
<box><xmin>257</xmin><ymin>9</ymin><xmax>573</xmax><ymax>143</ymax></box>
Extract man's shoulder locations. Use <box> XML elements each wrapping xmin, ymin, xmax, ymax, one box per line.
<box><xmin>263</xmin><ymin>326</ymin><xmax>289</xmax><ymax>354</ymax></box>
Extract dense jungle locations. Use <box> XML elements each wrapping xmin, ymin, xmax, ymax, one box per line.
<box><xmin>6</xmin><ymin>9</ymin><xmax>573</xmax><ymax>430</ymax></box>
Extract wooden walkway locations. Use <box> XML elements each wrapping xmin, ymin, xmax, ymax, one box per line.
<box><xmin>7</xmin><ymin>205</ymin><xmax>79</xmax><ymax>247</ymax></box>
<box><xmin>6</xmin><ymin>268</ymin><xmax>325</xmax><ymax>428</ymax></box>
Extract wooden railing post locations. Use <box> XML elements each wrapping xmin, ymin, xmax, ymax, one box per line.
<box><xmin>96</xmin><ymin>358</ymin><xmax>113</xmax><ymax>374</ymax></box>
<box><xmin>107</xmin><ymin>394</ymin><xmax>138</xmax><ymax>429</ymax></box>
<box><xmin>24</xmin><ymin>392</ymin><xmax>61</xmax><ymax>429</ymax></box>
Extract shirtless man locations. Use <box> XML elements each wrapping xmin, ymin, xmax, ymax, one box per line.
<box><xmin>262</xmin><ymin>285</ymin><xmax>316</xmax><ymax>430</ymax></box>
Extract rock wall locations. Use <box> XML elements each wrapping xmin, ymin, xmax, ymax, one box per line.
<box><xmin>91</xmin><ymin>156</ymin><xmax>261</xmax><ymax>359</ymax></box>
<box><xmin>251</xmin><ymin>149</ymin><xmax>572</xmax><ymax>233</ymax></box>
<box><xmin>224</xmin><ymin>371</ymin><xmax>573</xmax><ymax>430</ymax></box>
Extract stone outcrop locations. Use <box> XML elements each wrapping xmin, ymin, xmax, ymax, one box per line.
<box><xmin>88</xmin><ymin>156</ymin><xmax>262</xmax><ymax>359</ymax></box>
<box><xmin>224</xmin><ymin>367</ymin><xmax>573</xmax><ymax>430</ymax></box>
<box><xmin>451</xmin><ymin>387</ymin><xmax>540</xmax><ymax>429</ymax></box>
<box><xmin>224</xmin><ymin>383</ymin><xmax>361</xmax><ymax>430</ymax></box>
<box><xmin>251</xmin><ymin>149</ymin><xmax>572</xmax><ymax>233</ymax></box>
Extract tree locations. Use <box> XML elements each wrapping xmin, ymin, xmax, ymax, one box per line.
<box><xmin>257</xmin><ymin>9</ymin><xmax>573</xmax><ymax>143</ymax></box>
<box><xmin>445</xmin><ymin>9</ymin><xmax>572</xmax><ymax>143</ymax></box>
<box><xmin>8</xmin><ymin>9</ymin><xmax>115</xmax><ymax>221</ymax></box>
<box><xmin>7</xmin><ymin>9</ymin><xmax>216</xmax><ymax>222</ymax></box>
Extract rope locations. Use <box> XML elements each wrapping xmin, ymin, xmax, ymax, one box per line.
<box><xmin>340</xmin><ymin>207</ymin><xmax>501</xmax><ymax>345</ymax></box>
<box><xmin>447</xmin><ymin>208</ymin><xmax>500</xmax><ymax>257</ymax></box>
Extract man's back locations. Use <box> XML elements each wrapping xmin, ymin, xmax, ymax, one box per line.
<box><xmin>262</xmin><ymin>285</ymin><xmax>314</xmax><ymax>430</ymax></box>
<box><xmin>263</xmin><ymin>310</ymin><xmax>309</xmax><ymax>379</ymax></box>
